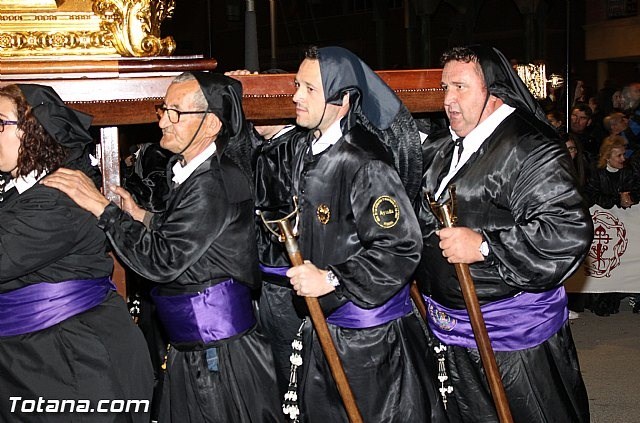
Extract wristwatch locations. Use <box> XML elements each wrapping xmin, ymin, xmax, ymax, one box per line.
<box><xmin>479</xmin><ymin>240</ymin><xmax>490</xmax><ymax>257</ymax></box>
<box><xmin>325</xmin><ymin>270</ymin><xmax>340</xmax><ymax>287</ymax></box>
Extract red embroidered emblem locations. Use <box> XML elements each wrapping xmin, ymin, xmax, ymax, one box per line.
<box><xmin>586</xmin><ymin>209</ymin><xmax>628</xmax><ymax>278</ymax></box>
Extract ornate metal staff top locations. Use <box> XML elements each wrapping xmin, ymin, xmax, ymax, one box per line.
<box><xmin>425</xmin><ymin>185</ymin><xmax>457</xmax><ymax>229</ymax></box>
<box><xmin>424</xmin><ymin>184</ymin><xmax>514</xmax><ymax>423</ymax></box>
<box><xmin>256</xmin><ymin>196</ymin><xmax>363</xmax><ymax>423</ymax></box>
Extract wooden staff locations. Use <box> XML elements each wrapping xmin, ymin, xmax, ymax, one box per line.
<box><xmin>410</xmin><ymin>281</ymin><xmax>427</xmax><ymax>322</ymax></box>
<box><xmin>276</xmin><ymin>219</ymin><xmax>364</xmax><ymax>423</ymax></box>
<box><xmin>430</xmin><ymin>191</ymin><xmax>514</xmax><ymax>423</ymax></box>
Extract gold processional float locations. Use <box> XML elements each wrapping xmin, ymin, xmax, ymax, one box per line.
<box><xmin>0</xmin><ymin>0</ymin><xmax>176</xmax><ymax>57</ymax></box>
<box><xmin>0</xmin><ymin>1</ymin><xmax>213</xmax><ymax>299</ymax></box>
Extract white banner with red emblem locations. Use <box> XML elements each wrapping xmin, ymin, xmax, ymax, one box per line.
<box><xmin>565</xmin><ymin>205</ymin><xmax>639</xmax><ymax>293</ymax></box>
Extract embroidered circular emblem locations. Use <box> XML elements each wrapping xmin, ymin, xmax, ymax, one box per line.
<box><xmin>316</xmin><ymin>204</ymin><xmax>330</xmax><ymax>225</ymax></box>
<box><xmin>585</xmin><ymin>209</ymin><xmax>628</xmax><ymax>278</ymax></box>
<box><xmin>372</xmin><ymin>195</ymin><xmax>400</xmax><ymax>228</ymax></box>
<box><xmin>428</xmin><ymin>303</ymin><xmax>457</xmax><ymax>331</ymax></box>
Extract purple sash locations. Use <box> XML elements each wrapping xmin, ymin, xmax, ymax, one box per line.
<box><xmin>258</xmin><ymin>264</ymin><xmax>290</xmax><ymax>277</ymax></box>
<box><xmin>425</xmin><ymin>286</ymin><xmax>568</xmax><ymax>351</ymax></box>
<box><xmin>151</xmin><ymin>279</ymin><xmax>256</xmax><ymax>344</ymax></box>
<box><xmin>0</xmin><ymin>277</ymin><xmax>115</xmax><ymax>337</ymax></box>
<box><xmin>327</xmin><ymin>284</ymin><xmax>412</xmax><ymax>329</ymax></box>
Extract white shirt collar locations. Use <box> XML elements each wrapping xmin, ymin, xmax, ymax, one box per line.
<box><xmin>172</xmin><ymin>141</ymin><xmax>217</xmax><ymax>185</ymax></box>
<box><xmin>270</xmin><ymin>125</ymin><xmax>296</xmax><ymax>140</ymax></box>
<box><xmin>311</xmin><ymin>119</ymin><xmax>343</xmax><ymax>155</ymax></box>
<box><xmin>435</xmin><ymin>104</ymin><xmax>515</xmax><ymax>200</ymax></box>
<box><xmin>5</xmin><ymin>170</ymin><xmax>45</xmax><ymax>195</ymax></box>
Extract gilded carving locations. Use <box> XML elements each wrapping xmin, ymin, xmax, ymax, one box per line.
<box><xmin>93</xmin><ymin>0</ymin><xmax>175</xmax><ymax>56</ymax></box>
<box><xmin>0</xmin><ymin>30</ymin><xmax>113</xmax><ymax>55</ymax></box>
<box><xmin>0</xmin><ymin>0</ymin><xmax>175</xmax><ymax>57</ymax></box>
<box><xmin>0</xmin><ymin>1</ymin><xmax>61</xmax><ymax>10</ymax></box>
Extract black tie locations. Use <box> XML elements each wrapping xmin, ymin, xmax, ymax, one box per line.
<box><xmin>454</xmin><ymin>137</ymin><xmax>465</xmax><ymax>162</ymax></box>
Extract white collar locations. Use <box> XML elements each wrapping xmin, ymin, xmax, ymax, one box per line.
<box><xmin>606</xmin><ymin>164</ymin><xmax>620</xmax><ymax>173</ymax></box>
<box><xmin>172</xmin><ymin>141</ymin><xmax>217</xmax><ymax>185</ymax></box>
<box><xmin>435</xmin><ymin>104</ymin><xmax>515</xmax><ymax>200</ymax></box>
<box><xmin>311</xmin><ymin>119</ymin><xmax>343</xmax><ymax>155</ymax></box>
<box><xmin>5</xmin><ymin>170</ymin><xmax>45</xmax><ymax>194</ymax></box>
<box><xmin>270</xmin><ymin>125</ymin><xmax>296</xmax><ymax>140</ymax></box>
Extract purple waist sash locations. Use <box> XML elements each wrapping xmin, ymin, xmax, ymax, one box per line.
<box><xmin>326</xmin><ymin>284</ymin><xmax>412</xmax><ymax>329</ymax></box>
<box><xmin>425</xmin><ymin>286</ymin><xmax>568</xmax><ymax>351</ymax></box>
<box><xmin>0</xmin><ymin>277</ymin><xmax>115</xmax><ymax>337</ymax></box>
<box><xmin>151</xmin><ymin>279</ymin><xmax>256</xmax><ymax>345</ymax></box>
<box><xmin>258</xmin><ymin>264</ymin><xmax>290</xmax><ymax>277</ymax></box>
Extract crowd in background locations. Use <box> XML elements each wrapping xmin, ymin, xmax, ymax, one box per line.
<box><xmin>541</xmin><ymin>80</ymin><xmax>640</xmax><ymax>316</ymax></box>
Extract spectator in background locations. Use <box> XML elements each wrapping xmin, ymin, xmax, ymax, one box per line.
<box><xmin>546</xmin><ymin>109</ymin><xmax>566</xmax><ymax>134</ymax></box>
<box><xmin>612</xmin><ymin>89</ymin><xmax>625</xmax><ymax>112</ymax></box>
<box><xmin>565</xmin><ymin>133</ymin><xmax>590</xmax><ymax>318</ymax></box>
<box><xmin>586</xmin><ymin>135</ymin><xmax>638</xmax><ymax>210</ymax></box>
<box><xmin>588</xmin><ymin>96</ymin><xmax>607</xmax><ymax>142</ymax></box>
<box><xmin>621</xmin><ymin>82</ymin><xmax>640</xmax><ymax>141</ymax></box>
<box><xmin>585</xmin><ymin>135</ymin><xmax>639</xmax><ymax>316</ymax></box>
<box><xmin>566</xmin><ymin>133</ymin><xmax>589</xmax><ymax>189</ymax></box>
<box><xmin>603</xmin><ymin>111</ymin><xmax>638</xmax><ymax>157</ymax></box>
<box><xmin>570</xmin><ymin>103</ymin><xmax>599</xmax><ymax>166</ymax></box>
<box><xmin>572</xmin><ymin>79</ymin><xmax>589</xmax><ymax>106</ymax></box>
<box><xmin>596</xmin><ymin>79</ymin><xmax>618</xmax><ymax>116</ymax></box>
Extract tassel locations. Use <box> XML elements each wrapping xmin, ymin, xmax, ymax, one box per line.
<box><xmin>434</xmin><ymin>343</ymin><xmax>454</xmax><ymax>409</ymax></box>
<box><xmin>283</xmin><ymin>319</ymin><xmax>306</xmax><ymax>422</ymax></box>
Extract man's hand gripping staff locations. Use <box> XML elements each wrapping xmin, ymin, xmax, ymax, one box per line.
<box><xmin>425</xmin><ymin>186</ymin><xmax>514</xmax><ymax>423</ymax></box>
<box><xmin>257</xmin><ymin>201</ymin><xmax>364</xmax><ymax>423</ymax></box>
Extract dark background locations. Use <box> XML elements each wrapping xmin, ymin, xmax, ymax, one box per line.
<box><xmin>161</xmin><ymin>0</ymin><xmax>637</xmax><ymax>86</ymax></box>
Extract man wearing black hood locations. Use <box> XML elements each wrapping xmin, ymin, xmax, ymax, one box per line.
<box><xmin>284</xmin><ymin>46</ymin><xmax>446</xmax><ymax>422</ymax></box>
<box><xmin>43</xmin><ymin>72</ymin><xmax>281</xmax><ymax>422</ymax></box>
<box><xmin>415</xmin><ymin>46</ymin><xmax>592</xmax><ymax>422</ymax></box>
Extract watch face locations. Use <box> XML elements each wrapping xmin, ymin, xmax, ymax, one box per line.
<box><xmin>480</xmin><ymin>241</ymin><xmax>489</xmax><ymax>257</ymax></box>
<box><xmin>326</xmin><ymin>271</ymin><xmax>340</xmax><ymax>287</ymax></box>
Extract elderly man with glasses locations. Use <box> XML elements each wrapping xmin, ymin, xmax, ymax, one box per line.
<box><xmin>43</xmin><ymin>72</ymin><xmax>281</xmax><ymax>423</ymax></box>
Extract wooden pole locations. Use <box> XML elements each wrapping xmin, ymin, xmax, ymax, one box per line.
<box><xmin>276</xmin><ymin>220</ymin><xmax>364</xmax><ymax>423</ymax></box>
<box><xmin>410</xmin><ymin>281</ymin><xmax>427</xmax><ymax>322</ymax></box>
<box><xmin>438</xmin><ymin>205</ymin><xmax>514</xmax><ymax>423</ymax></box>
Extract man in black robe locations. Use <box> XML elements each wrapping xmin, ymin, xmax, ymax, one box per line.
<box><xmin>415</xmin><ymin>45</ymin><xmax>592</xmax><ymax>422</ymax></box>
<box><xmin>249</xmin><ymin>121</ymin><xmax>309</xmax><ymax>399</ymax></box>
<box><xmin>284</xmin><ymin>45</ymin><xmax>446</xmax><ymax>422</ymax></box>
<box><xmin>44</xmin><ymin>72</ymin><xmax>281</xmax><ymax>422</ymax></box>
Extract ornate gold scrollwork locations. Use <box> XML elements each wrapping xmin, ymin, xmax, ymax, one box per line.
<box><xmin>93</xmin><ymin>0</ymin><xmax>175</xmax><ymax>57</ymax></box>
<box><xmin>0</xmin><ymin>0</ymin><xmax>176</xmax><ymax>57</ymax></box>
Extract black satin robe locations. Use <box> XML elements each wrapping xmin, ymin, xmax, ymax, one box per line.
<box><xmin>292</xmin><ymin>124</ymin><xmax>447</xmax><ymax>423</ymax></box>
<box><xmin>416</xmin><ymin>109</ymin><xmax>592</xmax><ymax>422</ymax></box>
<box><xmin>98</xmin><ymin>154</ymin><xmax>281</xmax><ymax>423</ymax></box>
<box><xmin>0</xmin><ymin>183</ymin><xmax>154</xmax><ymax>423</ymax></box>
<box><xmin>252</xmin><ymin>126</ymin><xmax>309</xmax><ymax>398</ymax></box>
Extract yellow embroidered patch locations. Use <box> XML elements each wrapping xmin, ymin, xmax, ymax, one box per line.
<box><xmin>372</xmin><ymin>196</ymin><xmax>400</xmax><ymax>228</ymax></box>
<box><xmin>316</xmin><ymin>203</ymin><xmax>330</xmax><ymax>225</ymax></box>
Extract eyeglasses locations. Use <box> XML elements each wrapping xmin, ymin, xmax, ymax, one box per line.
<box><xmin>155</xmin><ymin>104</ymin><xmax>208</xmax><ymax>124</ymax></box>
<box><xmin>567</xmin><ymin>146</ymin><xmax>578</xmax><ymax>152</ymax></box>
<box><xmin>0</xmin><ymin>119</ymin><xmax>18</xmax><ymax>133</ymax></box>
